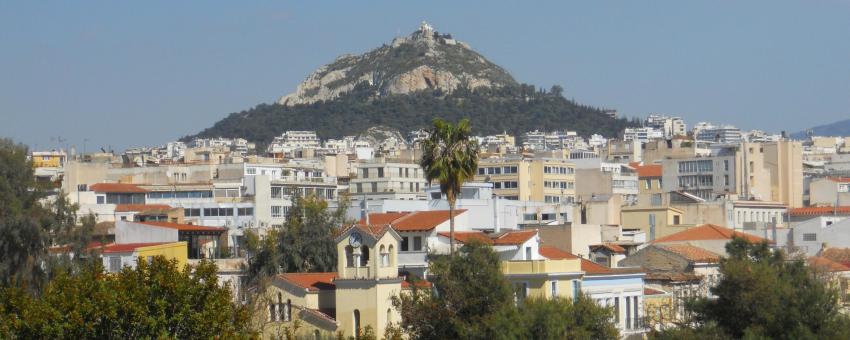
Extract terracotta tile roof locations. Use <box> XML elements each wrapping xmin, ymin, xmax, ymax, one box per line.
<box><xmin>138</xmin><ymin>221</ymin><xmax>226</xmax><ymax>232</ymax></box>
<box><xmin>590</xmin><ymin>243</ymin><xmax>626</xmax><ymax>254</ymax></box>
<box><xmin>581</xmin><ymin>258</ymin><xmax>614</xmax><ymax>274</ymax></box>
<box><xmin>493</xmin><ymin>230</ymin><xmax>537</xmax><ymax>245</ymax></box>
<box><xmin>538</xmin><ymin>246</ymin><xmax>579</xmax><ymax>260</ymax></box>
<box><xmin>358</xmin><ymin>212</ymin><xmax>411</xmax><ymax>226</ymax></box>
<box><xmin>821</xmin><ymin>248</ymin><xmax>850</xmax><ymax>266</ymax></box>
<box><xmin>829</xmin><ymin>177</ymin><xmax>850</xmax><ymax>183</ymax></box>
<box><xmin>651</xmin><ymin>224</ymin><xmax>770</xmax><ymax>244</ymax></box>
<box><xmin>278</xmin><ymin>272</ymin><xmax>337</xmax><ymax>292</ymax></box>
<box><xmin>657</xmin><ymin>244</ymin><xmax>721</xmax><ymax>263</ymax></box>
<box><xmin>390</xmin><ymin>210</ymin><xmax>467</xmax><ymax>232</ymax></box>
<box><xmin>790</xmin><ymin>206</ymin><xmax>850</xmax><ymax>216</ymax></box>
<box><xmin>339</xmin><ymin>223</ymin><xmax>394</xmax><ymax>240</ymax></box>
<box><xmin>437</xmin><ymin>231</ymin><xmax>493</xmax><ymax>245</ymax></box>
<box><xmin>102</xmin><ymin>242</ymin><xmax>172</xmax><ymax>253</ymax></box>
<box><xmin>114</xmin><ymin>204</ymin><xmax>172</xmax><ymax>212</ymax></box>
<box><xmin>634</xmin><ymin>164</ymin><xmax>662</xmax><ymax>178</ymax></box>
<box><xmin>300</xmin><ymin>308</ymin><xmax>337</xmax><ymax>323</ymax></box>
<box><xmin>644</xmin><ymin>287</ymin><xmax>667</xmax><ymax>295</ymax></box>
<box><xmin>401</xmin><ymin>280</ymin><xmax>433</xmax><ymax>289</ymax></box>
<box><xmin>808</xmin><ymin>256</ymin><xmax>850</xmax><ymax>273</ymax></box>
<box><xmin>89</xmin><ymin>183</ymin><xmax>148</xmax><ymax>193</ymax></box>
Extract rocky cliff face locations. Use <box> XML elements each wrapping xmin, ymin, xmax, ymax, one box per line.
<box><xmin>278</xmin><ymin>22</ymin><xmax>518</xmax><ymax>106</ymax></box>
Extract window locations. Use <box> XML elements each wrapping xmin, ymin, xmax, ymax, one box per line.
<box><xmin>269</xmin><ymin>303</ymin><xmax>277</xmax><ymax>322</ymax></box>
<box><xmin>673</xmin><ymin>215</ymin><xmax>681</xmax><ymax>225</ymax></box>
<box><xmin>413</xmin><ymin>236</ymin><xmax>423</xmax><ymax>251</ymax></box>
<box><xmin>96</xmin><ymin>196</ymin><xmax>105</xmax><ymax>204</ymax></box>
<box><xmin>246</xmin><ymin>167</ymin><xmax>256</xmax><ymax>175</ymax></box>
<box><xmin>377</xmin><ymin>168</ymin><xmax>384</xmax><ymax>178</ymax></box>
<box><xmin>356</xmin><ymin>183</ymin><xmax>363</xmax><ymax>193</ymax></box>
<box><xmin>401</xmin><ymin>237</ymin><xmax>409</xmax><ymax>252</ymax></box>
<box><xmin>361</xmin><ymin>168</ymin><xmax>369</xmax><ymax>178</ymax></box>
<box><xmin>345</xmin><ymin>246</ymin><xmax>354</xmax><ymax>267</ymax></box>
<box><xmin>525</xmin><ymin>246</ymin><xmax>532</xmax><ymax>260</ymax></box>
<box><xmin>651</xmin><ymin>193</ymin><xmax>663</xmax><ymax>206</ymax></box>
<box><xmin>514</xmin><ymin>282</ymin><xmax>529</xmax><ymax>305</ymax></box>
<box><xmin>644</xmin><ymin>179</ymin><xmax>651</xmax><ymax>189</ymax></box>
<box><xmin>108</xmin><ymin>257</ymin><xmax>122</xmax><ymax>272</ymax></box>
<box><xmin>371</xmin><ymin>183</ymin><xmax>378</xmax><ymax>193</ymax></box>
<box><xmin>380</xmin><ymin>245</ymin><xmax>389</xmax><ymax>267</ymax></box>
<box><xmin>478</xmin><ymin>167</ymin><xmax>485</xmax><ymax>175</ymax></box>
<box><xmin>724</xmin><ymin>160</ymin><xmax>729</xmax><ymax>171</ymax></box>
<box><xmin>523</xmin><ymin>213</ymin><xmax>537</xmax><ymax>221</ymax></box>
<box><xmin>238</xmin><ymin>207</ymin><xmax>253</xmax><ymax>216</ymax></box>
<box><xmin>803</xmin><ymin>233</ymin><xmax>817</xmax><ymax>242</ymax></box>
<box><xmin>551</xmin><ymin>281</ymin><xmax>558</xmax><ymax>297</ymax></box>
<box><xmin>271</xmin><ymin>186</ymin><xmax>282</xmax><ymax>199</ymax></box>
<box><xmin>271</xmin><ymin>206</ymin><xmax>283</xmax><ymax>218</ymax></box>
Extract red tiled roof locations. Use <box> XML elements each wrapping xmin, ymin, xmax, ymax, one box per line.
<box><xmin>658</xmin><ymin>244</ymin><xmax>721</xmax><ymax>263</ymax></box>
<box><xmin>278</xmin><ymin>272</ymin><xmax>338</xmax><ymax>292</ymax></box>
<box><xmin>358</xmin><ymin>212</ymin><xmax>411</xmax><ymax>226</ymax></box>
<box><xmin>89</xmin><ymin>183</ymin><xmax>148</xmax><ymax>193</ymax></box>
<box><xmin>634</xmin><ymin>164</ymin><xmax>662</xmax><ymax>178</ymax></box>
<box><xmin>493</xmin><ymin>230</ymin><xmax>537</xmax><ymax>245</ymax></box>
<box><xmin>808</xmin><ymin>256</ymin><xmax>850</xmax><ymax>273</ymax></box>
<box><xmin>437</xmin><ymin>231</ymin><xmax>493</xmax><ymax>245</ymax></box>
<box><xmin>102</xmin><ymin>242</ymin><xmax>172</xmax><ymax>253</ymax></box>
<box><xmin>590</xmin><ymin>243</ymin><xmax>626</xmax><ymax>254</ymax></box>
<box><xmin>644</xmin><ymin>287</ymin><xmax>667</xmax><ymax>295</ymax></box>
<box><xmin>138</xmin><ymin>221</ymin><xmax>226</xmax><ymax>232</ymax></box>
<box><xmin>114</xmin><ymin>204</ymin><xmax>172</xmax><ymax>212</ymax></box>
<box><xmin>790</xmin><ymin>206</ymin><xmax>850</xmax><ymax>216</ymax></box>
<box><xmin>360</xmin><ymin>210</ymin><xmax>466</xmax><ymax>232</ymax></box>
<box><xmin>581</xmin><ymin>258</ymin><xmax>614</xmax><ymax>274</ymax></box>
<box><xmin>821</xmin><ymin>248</ymin><xmax>850</xmax><ymax>266</ymax></box>
<box><xmin>401</xmin><ymin>280</ymin><xmax>433</xmax><ymax>289</ymax></box>
<box><xmin>651</xmin><ymin>224</ymin><xmax>770</xmax><ymax>244</ymax></box>
<box><xmin>391</xmin><ymin>210</ymin><xmax>467</xmax><ymax>232</ymax></box>
<box><xmin>538</xmin><ymin>246</ymin><xmax>579</xmax><ymax>260</ymax></box>
<box><xmin>829</xmin><ymin>177</ymin><xmax>850</xmax><ymax>183</ymax></box>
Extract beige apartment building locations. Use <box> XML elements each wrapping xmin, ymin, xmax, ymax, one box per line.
<box><xmin>475</xmin><ymin>157</ymin><xmax>576</xmax><ymax>203</ymax></box>
<box><xmin>349</xmin><ymin>160</ymin><xmax>427</xmax><ymax>200</ymax></box>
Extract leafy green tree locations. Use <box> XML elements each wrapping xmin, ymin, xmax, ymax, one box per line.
<box><xmin>0</xmin><ymin>139</ymin><xmax>95</xmax><ymax>291</ymax></box>
<box><xmin>512</xmin><ymin>296</ymin><xmax>618</xmax><ymax>340</ymax></box>
<box><xmin>246</xmin><ymin>195</ymin><xmax>349</xmax><ymax>284</ymax></box>
<box><xmin>419</xmin><ymin>118</ymin><xmax>479</xmax><ymax>255</ymax></box>
<box><xmin>0</xmin><ymin>257</ymin><xmax>253</xmax><ymax>338</ymax></box>
<box><xmin>652</xmin><ymin>237</ymin><xmax>850</xmax><ymax>340</ymax></box>
<box><xmin>392</xmin><ymin>241</ymin><xmax>516</xmax><ymax>339</ymax></box>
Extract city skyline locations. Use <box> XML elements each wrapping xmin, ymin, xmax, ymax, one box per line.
<box><xmin>2</xmin><ymin>1</ymin><xmax>849</xmax><ymax>151</ymax></box>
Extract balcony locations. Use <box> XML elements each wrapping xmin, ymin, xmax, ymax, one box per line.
<box><xmin>397</xmin><ymin>251</ymin><xmax>428</xmax><ymax>267</ymax></box>
<box><xmin>501</xmin><ymin>258</ymin><xmax>581</xmax><ymax>275</ymax></box>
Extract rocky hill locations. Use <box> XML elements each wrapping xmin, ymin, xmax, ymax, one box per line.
<box><xmin>187</xmin><ymin>23</ymin><xmax>637</xmax><ymax>146</ymax></box>
<box><xmin>278</xmin><ymin>22</ymin><xmax>517</xmax><ymax>106</ymax></box>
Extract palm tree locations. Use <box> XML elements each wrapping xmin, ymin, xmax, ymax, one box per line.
<box><xmin>420</xmin><ymin>118</ymin><xmax>479</xmax><ymax>256</ymax></box>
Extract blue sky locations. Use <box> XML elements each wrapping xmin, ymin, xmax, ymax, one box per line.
<box><xmin>1</xmin><ymin>1</ymin><xmax>849</xmax><ymax>151</ymax></box>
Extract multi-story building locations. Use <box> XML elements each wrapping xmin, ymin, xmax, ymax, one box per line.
<box><xmin>475</xmin><ymin>157</ymin><xmax>576</xmax><ymax>203</ymax></box>
<box><xmin>646</xmin><ymin>114</ymin><xmax>687</xmax><ymax>138</ymax></box>
<box><xmin>661</xmin><ymin>155</ymin><xmax>736</xmax><ymax>200</ymax></box>
<box><xmin>573</xmin><ymin>159</ymin><xmax>639</xmax><ymax>203</ymax></box>
<box><xmin>603</xmin><ymin>139</ymin><xmax>641</xmax><ymax>163</ymax></box>
<box><xmin>809</xmin><ymin>177</ymin><xmax>850</xmax><ymax>207</ymax></box>
<box><xmin>267</xmin><ymin>131</ymin><xmax>321</xmax><ymax>158</ymax></box>
<box><xmin>694</xmin><ymin>124</ymin><xmax>742</xmax><ymax>144</ymax></box>
<box><xmin>523</xmin><ymin>130</ymin><xmax>547</xmax><ymax>151</ymax></box>
<box><xmin>623</xmin><ymin>127</ymin><xmax>664</xmax><ymax>145</ymax></box>
<box><xmin>349</xmin><ymin>160</ymin><xmax>427</xmax><ymax>200</ymax></box>
<box><xmin>31</xmin><ymin>150</ymin><xmax>67</xmax><ymax>168</ymax></box>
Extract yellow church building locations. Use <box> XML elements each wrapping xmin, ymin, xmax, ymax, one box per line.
<box><xmin>261</xmin><ymin>224</ymin><xmax>407</xmax><ymax>339</ymax></box>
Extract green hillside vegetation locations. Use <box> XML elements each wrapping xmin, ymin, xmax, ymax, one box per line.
<box><xmin>188</xmin><ymin>83</ymin><xmax>637</xmax><ymax>146</ymax></box>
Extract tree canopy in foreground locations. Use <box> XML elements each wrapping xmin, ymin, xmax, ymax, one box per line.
<box><xmin>652</xmin><ymin>238</ymin><xmax>850</xmax><ymax>340</ymax></box>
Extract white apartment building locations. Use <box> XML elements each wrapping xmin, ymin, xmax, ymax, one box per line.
<box><xmin>623</xmin><ymin>127</ymin><xmax>664</xmax><ymax>144</ymax></box>
<box><xmin>646</xmin><ymin>114</ymin><xmax>687</xmax><ymax>138</ymax></box>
